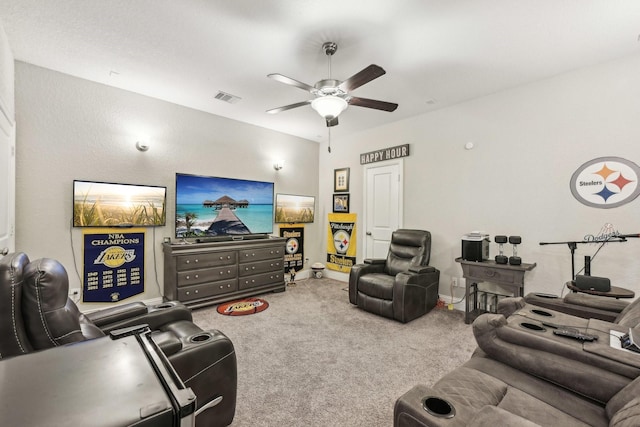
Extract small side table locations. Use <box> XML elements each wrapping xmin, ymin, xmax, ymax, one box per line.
<box><xmin>455</xmin><ymin>257</ymin><xmax>537</xmax><ymax>324</ymax></box>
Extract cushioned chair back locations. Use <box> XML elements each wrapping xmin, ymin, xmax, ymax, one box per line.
<box><xmin>22</xmin><ymin>258</ymin><xmax>103</xmax><ymax>350</ymax></box>
<box><xmin>615</xmin><ymin>297</ymin><xmax>640</xmax><ymax>328</ymax></box>
<box><xmin>0</xmin><ymin>252</ymin><xmax>34</xmax><ymax>359</ymax></box>
<box><xmin>384</xmin><ymin>229</ymin><xmax>431</xmax><ymax>276</ymax></box>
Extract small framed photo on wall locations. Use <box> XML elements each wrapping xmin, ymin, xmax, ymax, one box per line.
<box><xmin>334</xmin><ymin>167</ymin><xmax>350</xmax><ymax>192</ymax></box>
<box><xmin>333</xmin><ymin>193</ymin><xmax>350</xmax><ymax>213</ymax></box>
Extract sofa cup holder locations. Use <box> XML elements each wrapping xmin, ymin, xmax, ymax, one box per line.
<box><xmin>422</xmin><ymin>396</ymin><xmax>456</xmax><ymax>419</ymax></box>
<box><xmin>520</xmin><ymin>322</ymin><xmax>546</xmax><ymax>332</ymax></box>
<box><xmin>190</xmin><ymin>333</ymin><xmax>212</xmax><ymax>343</ymax></box>
<box><xmin>531</xmin><ymin>309</ymin><xmax>553</xmax><ymax>317</ymax></box>
<box><xmin>156</xmin><ymin>303</ymin><xmax>174</xmax><ymax>309</ymax></box>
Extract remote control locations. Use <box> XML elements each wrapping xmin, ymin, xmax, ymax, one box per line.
<box><xmin>553</xmin><ymin>328</ymin><xmax>598</xmax><ymax>341</ymax></box>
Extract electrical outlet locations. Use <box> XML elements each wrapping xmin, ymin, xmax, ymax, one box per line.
<box><xmin>451</xmin><ymin>277</ymin><xmax>458</xmax><ymax>287</ymax></box>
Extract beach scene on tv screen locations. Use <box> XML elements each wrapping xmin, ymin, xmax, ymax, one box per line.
<box><xmin>176</xmin><ymin>174</ymin><xmax>274</xmax><ymax>237</ymax></box>
<box><xmin>73</xmin><ymin>181</ymin><xmax>166</xmax><ymax>227</ymax></box>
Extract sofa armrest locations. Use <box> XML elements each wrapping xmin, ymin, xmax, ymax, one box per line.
<box><xmin>523</xmin><ymin>292</ymin><xmax>624</xmax><ymax>322</ymax></box>
<box><xmin>88</xmin><ymin>301</ymin><xmax>194</xmax><ymax>333</ymax></box>
<box><xmin>468</xmin><ymin>406</ymin><xmax>542</xmax><ymax>427</ymax></box>
<box><xmin>409</xmin><ymin>265</ymin><xmax>436</xmax><ymax>274</ymax></box>
<box><xmin>86</xmin><ymin>302</ymin><xmax>148</xmax><ymax>326</ymax></box>
<box><xmin>364</xmin><ymin>258</ymin><xmax>386</xmax><ymax>265</ymax></box>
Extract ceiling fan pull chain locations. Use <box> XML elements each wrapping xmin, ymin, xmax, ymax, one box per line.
<box><xmin>328</xmin><ymin>128</ymin><xmax>331</xmax><ymax>153</ymax></box>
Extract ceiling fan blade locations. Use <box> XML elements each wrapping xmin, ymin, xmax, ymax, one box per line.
<box><xmin>338</xmin><ymin>65</ymin><xmax>386</xmax><ymax>92</ymax></box>
<box><xmin>266</xmin><ymin>100</ymin><xmax>312</xmax><ymax>114</ymax></box>
<box><xmin>268</xmin><ymin>73</ymin><xmax>315</xmax><ymax>92</ymax></box>
<box><xmin>326</xmin><ymin>117</ymin><xmax>339</xmax><ymax>127</ymax></box>
<box><xmin>348</xmin><ymin>96</ymin><xmax>398</xmax><ymax>112</ymax></box>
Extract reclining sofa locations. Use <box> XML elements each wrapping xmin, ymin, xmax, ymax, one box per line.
<box><xmin>0</xmin><ymin>252</ymin><xmax>237</xmax><ymax>427</ymax></box>
<box><xmin>394</xmin><ymin>292</ymin><xmax>640</xmax><ymax>426</ymax></box>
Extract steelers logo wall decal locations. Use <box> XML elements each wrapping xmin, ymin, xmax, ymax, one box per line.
<box><xmin>570</xmin><ymin>157</ymin><xmax>640</xmax><ymax>209</ymax></box>
<box><xmin>333</xmin><ymin>230</ymin><xmax>350</xmax><ymax>254</ymax></box>
<box><xmin>286</xmin><ymin>238</ymin><xmax>298</xmax><ymax>254</ymax></box>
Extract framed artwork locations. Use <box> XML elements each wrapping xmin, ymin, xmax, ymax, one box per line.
<box><xmin>333</xmin><ymin>193</ymin><xmax>350</xmax><ymax>213</ymax></box>
<box><xmin>334</xmin><ymin>168</ymin><xmax>350</xmax><ymax>192</ymax></box>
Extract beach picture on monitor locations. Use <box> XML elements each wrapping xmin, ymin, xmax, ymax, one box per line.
<box><xmin>73</xmin><ymin>180</ymin><xmax>166</xmax><ymax>227</ymax></box>
<box><xmin>275</xmin><ymin>194</ymin><xmax>315</xmax><ymax>223</ymax></box>
<box><xmin>175</xmin><ymin>173</ymin><xmax>274</xmax><ymax>238</ymax></box>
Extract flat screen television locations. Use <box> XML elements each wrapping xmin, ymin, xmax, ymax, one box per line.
<box><xmin>275</xmin><ymin>194</ymin><xmax>315</xmax><ymax>223</ymax></box>
<box><xmin>175</xmin><ymin>173</ymin><xmax>274</xmax><ymax>238</ymax></box>
<box><xmin>73</xmin><ymin>180</ymin><xmax>167</xmax><ymax>227</ymax></box>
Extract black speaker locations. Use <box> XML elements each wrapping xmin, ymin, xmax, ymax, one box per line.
<box><xmin>575</xmin><ymin>275</ymin><xmax>611</xmax><ymax>292</ymax></box>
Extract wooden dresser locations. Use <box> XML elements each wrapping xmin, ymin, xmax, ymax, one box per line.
<box><xmin>163</xmin><ymin>237</ymin><xmax>286</xmax><ymax>308</ymax></box>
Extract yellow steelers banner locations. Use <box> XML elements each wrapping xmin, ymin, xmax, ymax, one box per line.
<box><xmin>326</xmin><ymin>213</ymin><xmax>357</xmax><ymax>272</ymax></box>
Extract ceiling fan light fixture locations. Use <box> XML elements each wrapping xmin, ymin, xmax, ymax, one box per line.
<box><xmin>311</xmin><ymin>96</ymin><xmax>348</xmax><ymax>119</ymax></box>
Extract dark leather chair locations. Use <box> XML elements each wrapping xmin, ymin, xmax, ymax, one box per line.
<box><xmin>0</xmin><ymin>252</ymin><xmax>236</xmax><ymax>427</ymax></box>
<box><xmin>349</xmin><ymin>229</ymin><xmax>440</xmax><ymax>323</ymax></box>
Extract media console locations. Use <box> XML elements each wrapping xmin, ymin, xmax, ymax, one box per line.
<box><xmin>163</xmin><ymin>237</ymin><xmax>286</xmax><ymax>308</ymax></box>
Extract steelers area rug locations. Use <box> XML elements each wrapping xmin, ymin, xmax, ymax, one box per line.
<box><xmin>216</xmin><ymin>297</ymin><xmax>269</xmax><ymax>316</ymax></box>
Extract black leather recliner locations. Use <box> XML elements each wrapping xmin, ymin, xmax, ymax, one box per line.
<box><xmin>0</xmin><ymin>252</ymin><xmax>237</xmax><ymax>427</ymax></box>
<box><xmin>349</xmin><ymin>229</ymin><xmax>440</xmax><ymax>323</ymax></box>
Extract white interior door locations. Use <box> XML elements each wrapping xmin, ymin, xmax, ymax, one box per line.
<box><xmin>0</xmin><ymin>98</ymin><xmax>15</xmax><ymax>258</ymax></box>
<box><xmin>364</xmin><ymin>160</ymin><xmax>403</xmax><ymax>259</ymax></box>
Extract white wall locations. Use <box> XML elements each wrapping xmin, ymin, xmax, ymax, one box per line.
<box><xmin>321</xmin><ymin>52</ymin><xmax>640</xmax><ymax>301</ymax></box>
<box><xmin>0</xmin><ymin>21</ymin><xmax>13</xmax><ymax>118</ymax></box>
<box><xmin>14</xmin><ymin>62</ymin><xmax>320</xmax><ymax>310</ymax></box>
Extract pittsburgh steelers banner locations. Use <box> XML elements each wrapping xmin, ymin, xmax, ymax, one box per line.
<box><xmin>280</xmin><ymin>225</ymin><xmax>304</xmax><ymax>272</ymax></box>
<box><xmin>327</xmin><ymin>213</ymin><xmax>357</xmax><ymax>272</ymax></box>
<box><xmin>83</xmin><ymin>229</ymin><xmax>145</xmax><ymax>303</ymax></box>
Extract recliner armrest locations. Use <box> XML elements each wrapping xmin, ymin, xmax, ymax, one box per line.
<box><xmin>86</xmin><ymin>302</ymin><xmax>148</xmax><ymax>327</ymax></box>
<box><xmin>408</xmin><ymin>265</ymin><xmax>435</xmax><ymax>274</ymax></box>
<box><xmin>364</xmin><ymin>258</ymin><xmax>386</xmax><ymax>264</ymax></box>
<box><xmin>87</xmin><ymin>301</ymin><xmax>194</xmax><ymax>333</ymax></box>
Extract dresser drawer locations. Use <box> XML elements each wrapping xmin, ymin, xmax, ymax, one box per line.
<box><xmin>176</xmin><ymin>251</ymin><xmax>236</xmax><ymax>271</ymax></box>
<box><xmin>239</xmin><ymin>259</ymin><xmax>283</xmax><ymax>277</ymax></box>
<box><xmin>177</xmin><ymin>266</ymin><xmax>237</xmax><ymax>286</ymax></box>
<box><xmin>239</xmin><ymin>271</ymin><xmax>284</xmax><ymax>290</ymax></box>
<box><xmin>468</xmin><ymin>265</ymin><xmax>516</xmax><ymax>284</ymax></box>
<box><xmin>178</xmin><ymin>280</ymin><xmax>239</xmax><ymax>302</ymax></box>
<box><xmin>238</xmin><ymin>246</ymin><xmax>284</xmax><ymax>262</ymax></box>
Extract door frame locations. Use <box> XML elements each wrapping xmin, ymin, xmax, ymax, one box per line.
<box><xmin>362</xmin><ymin>158</ymin><xmax>404</xmax><ymax>259</ymax></box>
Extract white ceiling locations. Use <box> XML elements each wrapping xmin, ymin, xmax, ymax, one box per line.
<box><xmin>1</xmin><ymin>1</ymin><xmax>640</xmax><ymax>143</ymax></box>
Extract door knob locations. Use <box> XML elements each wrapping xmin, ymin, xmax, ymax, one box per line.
<box><xmin>366</xmin><ymin>232</ymin><xmax>372</xmax><ymax>236</ymax></box>
<box><xmin>1</xmin><ymin>247</ymin><xmax>8</xmax><ymax>256</ymax></box>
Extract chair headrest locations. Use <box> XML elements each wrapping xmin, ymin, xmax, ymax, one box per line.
<box><xmin>0</xmin><ymin>252</ymin><xmax>33</xmax><ymax>358</ymax></box>
<box><xmin>22</xmin><ymin>258</ymin><xmax>86</xmax><ymax>350</ymax></box>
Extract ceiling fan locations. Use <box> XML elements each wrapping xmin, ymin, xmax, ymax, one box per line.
<box><xmin>266</xmin><ymin>42</ymin><xmax>398</xmax><ymax>127</ymax></box>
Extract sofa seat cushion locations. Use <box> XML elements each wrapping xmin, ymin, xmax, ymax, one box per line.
<box><xmin>357</xmin><ymin>273</ymin><xmax>394</xmax><ymax>300</ymax></box>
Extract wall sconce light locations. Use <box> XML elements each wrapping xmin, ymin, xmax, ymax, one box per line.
<box><xmin>273</xmin><ymin>160</ymin><xmax>285</xmax><ymax>171</ymax></box>
<box><xmin>136</xmin><ymin>140</ymin><xmax>150</xmax><ymax>152</ymax></box>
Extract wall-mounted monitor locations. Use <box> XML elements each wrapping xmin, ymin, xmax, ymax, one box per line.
<box><xmin>175</xmin><ymin>173</ymin><xmax>274</xmax><ymax>238</ymax></box>
<box><xmin>73</xmin><ymin>180</ymin><xmax>167</xmax><ymax>227</ymax></box>
<box><xmin>274</xmin><ymin>194</ymin><xmax>315</xmax><ymax>224</ymax></box>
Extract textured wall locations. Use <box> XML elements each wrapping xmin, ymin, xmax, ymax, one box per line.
<box><xmin>14</xmin><ymin>62</ymin><xmax>319</xmax><ymax>310</ymax></box>
<box><xmin>321</xmin><ymin>52</ymin><xmax>640</xmax><ymax>300</ymax></box>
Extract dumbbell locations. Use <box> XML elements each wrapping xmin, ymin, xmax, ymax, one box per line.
<box><xmin>509</xmin><ymin>236</ymin><xmax>522</xmax><ymax>265</ymax></box>
<box><xmin>494</xmin><ymin>235</ymin><xmax>508</xmax><ymax>264</ymax></box>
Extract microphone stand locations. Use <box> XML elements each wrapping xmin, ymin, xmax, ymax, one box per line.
<box><xmin>539</xmin><ymin>237</ymin><xmax>628</xmax><ymax>280</ymax></box>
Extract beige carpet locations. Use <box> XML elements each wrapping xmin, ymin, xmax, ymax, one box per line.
<box><xmin>191</xmin><ymin>278</ymin><xmax>477</xmax><ymax>427</ymax></box>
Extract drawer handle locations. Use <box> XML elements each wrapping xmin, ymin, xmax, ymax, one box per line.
<box><xmin>186</xmin><ymin>260</ymin><xmax>190</xmax><ymax>264</ymax></box>
<box><xmin>219</xmin><ymin>285</ymin><xmax>223</xmax><ymax>289</ymax></box>
<box><xmin>252</xmin><ymin>266</ymin><xmax>255</xmax><ymax>270</ymax></box>
<box><xmin>195</xmin><ymin>290</ymin><xmax>199</xmax><ymax>294</ymax></box>
<box><xmin>195</xmin><ymin>259</ymin><xmax>198</xmax><ymax>263</ymax></box>
<box><xmin>220</xmin><ymin>271</ymin><xmax>223</xmax><ymax>275</ymax></box>
<box><xmin>186</xmin><ymin>291</ymin><xmax>190</xmax><ymax>295</ymax></box>
<box><xmin>227</xmin><ymin>284</ymin><xmax>231</xmax><ymax>288</ymax></box>
<box><xmin>219</xmin><ymin>256</ymin><xmax>224</xmax><ymax>260</ymax></box>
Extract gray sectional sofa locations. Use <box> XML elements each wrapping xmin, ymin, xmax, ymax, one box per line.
<box><xmin>394</xmin><ymin>294</ymin><xmax>640</xmax><ymax>426</ymax></box>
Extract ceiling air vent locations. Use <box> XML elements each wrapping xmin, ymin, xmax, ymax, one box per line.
<box><xmin>214</xmin><ymin>91</ymin><xmax>241</xmax><ymax>104</ymax></box>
